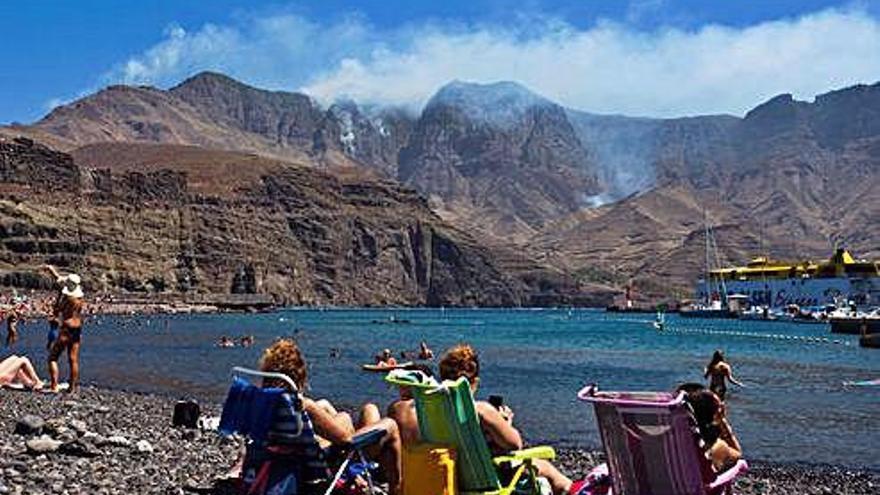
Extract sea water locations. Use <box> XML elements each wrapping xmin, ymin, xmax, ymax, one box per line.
<box><xmin>11</xmin><ymin>308</ymin><xmax>879</xmax><ymax>468</ymax></box>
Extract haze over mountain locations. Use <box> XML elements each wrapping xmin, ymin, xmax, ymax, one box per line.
<box><xmin>3</xmin><ymin>72</ymin><xmax>878</xmax><ymax>302</ymax></box>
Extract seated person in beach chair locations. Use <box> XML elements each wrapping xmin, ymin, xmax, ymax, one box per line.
<box><xmin>386</xmin><ymin>363</ymin><xmax>436</xmax><ymax>446</ymax></box>
<box><xmin>577</xmin><ymin>383</ymin><xmax>748</xmax><ymax>495</ymax></box>
<box><xmin>387</xmin><ymin>344</ymin><xmax>573</xmax><ymax>495</ymax></box>
<box><xmin>0</xmin><ymin>355</ymin><xmax>44</xmax><ymax>390</ymax></box>
<box><xmin>221</xmin><ymin>339</ymin><xmax>403</xmax><ymax>495</ymax></box>
<box><xmin>676</xmin><ymin>384</ymin><xmax>743</xmax><ymax>474</ymax></box>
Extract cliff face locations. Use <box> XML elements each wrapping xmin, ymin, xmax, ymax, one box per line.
<box><xmin>539</xmin><ymin>83</ymin><xmax>880</xmax><ymax>295</ymax></box>
<box><xmin>28</xmin><ymin>72</ymin><xmax>412</xmax><ymax>177</ymax></box>
<box><xmin>0</xmin><ymin>137</ymin><xmax>520</xmax><ymax>306</ymax></box>
<box><xmin>399</xmin><ymin>82</ymin><xmax>600</xmax><ymax>240</ymax></box>
<box><xmin>6</xmin><ymin>73</ymin><xmax>879</xmax><ymax>301</ymax></box>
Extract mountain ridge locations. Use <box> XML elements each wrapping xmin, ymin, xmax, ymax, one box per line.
<box><xmin>3</xmin><ymin>73</ymin><xmax>878</xmax><ymax>299</ymax></box>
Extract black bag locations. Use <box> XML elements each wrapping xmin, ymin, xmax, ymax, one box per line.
<box><xmin>172</xmin><ymin>400</ymin><xmax>201</xmax><ymax>428</ymax></box>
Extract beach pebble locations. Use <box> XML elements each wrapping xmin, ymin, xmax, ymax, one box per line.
<box><xmin>3</xmin><ymin>461</ymin><xmax>28</xmax><ymax>473</ymax></box>
<box><xmin>25</xmin><ymin>435</ymin><xmax>61</xmax><ymax>454</ymax></box>
<box><xmin>101</xmin><ymin>435</ymin><xmax>130</xmax><ymax>447</ymax></box>
<box><xmin>81</xmin><ymin>431</ymin><xmax>105</xmax><ymax>443</ymax></box>
<box><xmin>41</xmin><ymin>418</ymin><xmax>67</xmax><ymax>437</ymax></box>
<box><xmin>14</xmin><ymin>415</ymin><xmax>44</xmax><ymax>436</ymax></box>
<box><xmin>69</xmin><ymin>419</ymin><xmax>88</xmax><ymax>435</ymax></box>
<box><xmin>135</xmin><ymin>439</ymin><xmax>154</xmax><ymax>454</ymax></box>
<box><xmin>55</xmin><ymin>428</ymin><xmax>78</xmax><ymax>444</ymax></box>
<box><xmin>59</xmin><ymin>438</ymin><xmax>102</xmax><ymax>458</ymax></box>
<box><xmin>181</xmin><ymin>429</ymin><xmax>201</xmax><ymax>441</ymax></box>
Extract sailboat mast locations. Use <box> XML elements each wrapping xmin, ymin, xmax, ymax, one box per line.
<box><xmin>705</xmin><ymin>209</ymin><xmax>711</xmax><ymax>303</ymax></box>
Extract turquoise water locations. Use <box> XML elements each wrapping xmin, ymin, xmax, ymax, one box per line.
<box><xmin>10</xmin><ymin>308</ymin><xmax>879</xmax><ymax>468</ymax></box>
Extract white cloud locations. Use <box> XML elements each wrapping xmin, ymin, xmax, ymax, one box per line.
<box><xmin>102</xmin><ymin>6</ymin><xmax>880</xmax><ymax>117</ymax></box>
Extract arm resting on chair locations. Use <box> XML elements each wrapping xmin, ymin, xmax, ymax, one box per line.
<box><xmin>493</xmin><ymin>445</ymin><xmax>556</xmax><ymax>465</ymax></box>
<box><xmin>708</xmin><ymin>459</ymin><xmax>749</xmax><ymax>491</ymax></box>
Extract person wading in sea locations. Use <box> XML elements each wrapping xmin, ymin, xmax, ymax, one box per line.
<box><xmin>704</xmin><ymin>350</ymin><xmax>744</xmax><ymax>402</ymax></box>
<box><xmin>5</xmin><ymin>307</ymin><xmax>18</xmax><ymax>347</ymax></box>
<box><xmin>42</xmin><ymin>265</ymin><xmax>86</xmax><ymax>393</ymax></box>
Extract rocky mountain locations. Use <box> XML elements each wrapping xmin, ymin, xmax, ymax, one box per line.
<box><xmin>13</xmin><ymin>72</ymin><xmax>410</xmax><ymax>178</ymax></box>
<box><xmin>398</xmin><ymin>81</ymin><xmax>600</xmax><ymax>241</ymax></box>
<box><xmin>3</xmin><ymin>73</ymin><xmax>878</xmax><ymax>301</ymax></box>
<box><xmin>0</xmin><ymin>136</ymin><xmax>525</xmax><ymax>306</ymax></box>
<box><xmin>542</xmin><ymin>84</ymin><xmax>880</xmax><ymax>295</ymax></box>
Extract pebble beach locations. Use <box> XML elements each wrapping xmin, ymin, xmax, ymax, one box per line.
<box><xmin>0</xmin><ymin>387</ymin><xmax>876</xmax><ymax>494</ymax></box>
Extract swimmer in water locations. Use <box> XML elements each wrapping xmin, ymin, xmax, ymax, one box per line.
<box><xmin>376</xmin><ymin>349</ymin><xmax>397</xmax><ymax>367</ymax></box>
<box><xmin>418</xmin><ymin>341</ymin><xmax>434</xmax><ymax>360</ymax></box>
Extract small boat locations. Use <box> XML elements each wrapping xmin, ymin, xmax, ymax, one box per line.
<box><xmin>680</xmin><ymin>299</ymin><xmax>738</xmax><ymax>319</ymax></box>
<box><xmin>738</xmin><ymin>305</ymin><xmax>778</xmax><ymax>321</ymax></box>
<box><xmin>830</xmin><ymin>308</ymin><xmax>880</xmax><ymax>334</ymax></box>
<box><xmin>843</xmin><ymin>378</ymin><xmax>880</xmax><ymax>387</ymax></box>
<box><xmin>361</xmin><ymin>361</ymin><xmax>414</xmax><ymax>372</ymax></box>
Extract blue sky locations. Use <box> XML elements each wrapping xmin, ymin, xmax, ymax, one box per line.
<box><xmin>2</xmin><ymin>1</ymin><xmax>878</xmax><ymax>123</ymax></box>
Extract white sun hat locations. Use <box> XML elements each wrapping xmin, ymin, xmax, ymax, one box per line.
<box><xmin>61</xmin><ymin>273</ymin><xmax>84</xmax><ymax>299</ymax></box>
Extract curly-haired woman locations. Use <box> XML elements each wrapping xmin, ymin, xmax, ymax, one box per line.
<box><xmin>260</xmin><ymin>338</ymin><xmax>402</xmax><ymax>495</ymax></box>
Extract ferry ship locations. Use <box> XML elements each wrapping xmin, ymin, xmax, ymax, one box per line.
<box><xmin>694</xmin><ymin>249</ymin><xmax>880</xmax><ymax>308</ymax></box>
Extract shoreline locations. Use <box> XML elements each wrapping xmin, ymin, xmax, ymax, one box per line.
<box><xmin>0</xmin><ymin>387</ymin><xmax>876</xmax><ymax>494</ymax></box>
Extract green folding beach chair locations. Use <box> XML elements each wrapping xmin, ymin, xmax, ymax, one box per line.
<box><xmin>386</xmin><ymin>370</ymin><xmax>555</xmax><ymax>495</ymax></box>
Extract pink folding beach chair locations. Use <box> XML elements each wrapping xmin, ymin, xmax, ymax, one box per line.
<box><xmin>577</xmin><ymin>385</ymin><xmax>748</xmax><ymax>495</ymax></box>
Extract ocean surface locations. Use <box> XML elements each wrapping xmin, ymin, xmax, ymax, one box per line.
<box><xmin>8</xmin><ymin>308</ymin><xmax>879</xmax><ymax>469</ymax></box>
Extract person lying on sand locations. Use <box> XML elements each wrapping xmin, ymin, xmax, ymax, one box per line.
<box><xmin>260</xmin><ymin>339</ymin><xmax>403</xmax><ymax>495</ymax></box>
<box><xmin>0</xmin><ymin>355</ymin><xmax>44</xmax><ymax>390</ymax></box>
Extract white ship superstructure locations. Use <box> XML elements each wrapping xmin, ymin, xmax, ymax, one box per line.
<box><xmin>695</xmin><ymin>249</ymin><xmax>879</xmax><ymax>308</ymax></box>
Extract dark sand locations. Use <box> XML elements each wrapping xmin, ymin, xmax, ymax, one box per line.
<box><xmin>0</xmin><ymin>387</ymin><xmax>876</xmax><ymax>494</ymax></box>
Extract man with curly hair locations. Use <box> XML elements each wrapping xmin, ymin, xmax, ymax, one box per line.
<box><xmin>439</xmin><ymin>344</ymin><xmax>578</xmax><ymax>495</ymax></box>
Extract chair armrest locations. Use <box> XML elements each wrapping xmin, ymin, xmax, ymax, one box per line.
<box><xmin>350</xmin><ymin>427</ymin><xmax>387</xmax><ymax>450</ymax></box>
<box><xmin>493</xmin><ymin>445</ymin><xmax>556</xmax><ymax>464</ymax></box>
<box><xmin>708</xmin><ymin>459</ymin><xmax>749</xmax><ymax>491</ymax></box>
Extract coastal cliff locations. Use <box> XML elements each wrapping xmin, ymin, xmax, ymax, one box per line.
<box><xmin>0</xmin><ymin>136</ymin><xmax>521</xmax><ymax>306</ymax></box>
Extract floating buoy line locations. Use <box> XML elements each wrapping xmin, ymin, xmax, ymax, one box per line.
<box><xmin>657</xmin><ymin>325</ymin><xmax>850</xmax><ymax>346</ymax></box>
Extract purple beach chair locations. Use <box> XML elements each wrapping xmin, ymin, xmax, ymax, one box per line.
<box><xmin>577</xmin><ymin>385</ymin><xmax>748</xmax><ymax>495</ymax></box>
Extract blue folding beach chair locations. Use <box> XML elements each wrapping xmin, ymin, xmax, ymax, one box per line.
<box><xmin>219</xmin><ymin>366</ymin><xmax>387</xmax><ymax>495</ymax></box>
